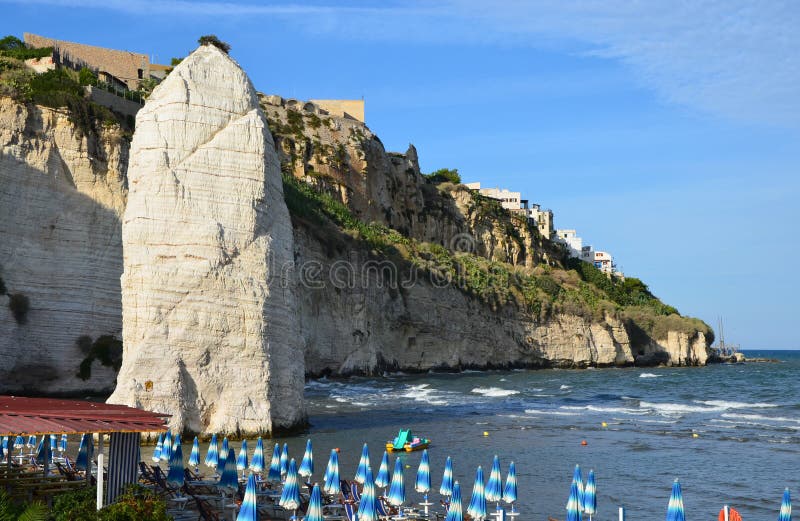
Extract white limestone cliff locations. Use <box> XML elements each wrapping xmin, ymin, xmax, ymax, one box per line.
<box><xmin>107</xmin><ymin>45</ymin><xmax>305</xmax><ymax>435</ymax></box>
<box><xmin>0</xmin><ymin>98</ymin><xmax>127</xmax><ymax>394</ymax></box>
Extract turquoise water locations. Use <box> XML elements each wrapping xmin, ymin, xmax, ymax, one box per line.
<box><xmin>273</xmin><ymin>350</ymin><xmax>798</xmax><ymax>520</ymax></box>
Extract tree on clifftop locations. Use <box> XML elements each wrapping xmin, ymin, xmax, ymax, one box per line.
<box><xmin>197</xmin><ymin>35</ymin><xmax>231</xmax><ymax>54</ymax></box>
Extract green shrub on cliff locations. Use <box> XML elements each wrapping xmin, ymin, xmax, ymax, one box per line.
<box><xmin>424</xmin><ymin>168</ymin><xmax>461</xmax><ymax>184</ymax></box>
<box><xmin>0</xmin><ymin>35</ymin><xmax>52</xmax><ymax>60</ymax></box>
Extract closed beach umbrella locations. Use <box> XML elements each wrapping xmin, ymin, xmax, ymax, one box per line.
<box><xmin>219</xmin><ymin>448</ymin><xmax>239</xmax><ymax>493</ymax></box>
<box><xmin>388</xmin><ymin>457</ymin><xmax>406</xmax><ymax>508</ymax></box>
<box><xmin>572</xmin><ymin>465</ymin><xmax>585</xmax><ymax>511</ymax></box>
<box><xmin>440</xmin><ymin>456</ymin><xmax>454</xmax><ymax>497</ymax></box>
<box><xmin>237</xmin><ymin>472</ymin><xmax>258</xmax><ymax>521</ymax></box>
<box><xmin>268</xmin><ymin>443</ymin><xmax>282</xmax><ymax>482</ymax></box>
<box><xmin>161</xmin><ymin>431</ymin><xmax>172</xmax><ymax>462</ymax></box>
<box><xmin>503</xmin><ymin>461</ymin><xmax>518</xmax><ymax>506</ymax></box>
<box><xmin>189</xmin><ymin>437</ymin><xmax>201</xmax><ymax>469</ymax></box>
<box><xmin>152</xmin><ymin>433</ymin><xmax>163</xmax><ymax>463</ymax></box>
<box><xmin>221</xmin><ymin>437</ymin><xmax>230</xmax><ymax>466</ymax></box>
<box><xmin>355</xmin><ymin>443</ymin><xmax>371</xmax><ymax>484</ymax></box>
<box><xmin>26</xmin><ymin>435</ymin><xmax>36</xmax><ymax>450</ymax></box>
<box><xmin>584</xmin><ymin>470</ymin><xmax>597</xmax><ymax>520</ymax></box>
<box><xmin>323</xmin><ymin>449</ymin><xmax>333</xmax><ymax>485</ymax></box>
<box><xmin>375</xmin><ymin>451</ymin><xmax>391</xmax><ymax>489</ymax></box>
<box><xmin>35</xmin><ymin>436</ymin><xmax>51</xmax><ymax>465</ymax></box>
<box><xmin>358</xmin><ymin>465</ymin><xmax>378</xmax><ymax>521</ymax></box>
<box><xmin>59</xmin><ymin>434</ymin><xmax>67</xmax><ymax>454</ymax></box>
<box><xmin>467</xmin><ymin>466</ymin><xmax>487</xmax><ymax>521</ymax></box>
<box><xmin>583</xmin><ymin>470</ymin><xmax>597</xmax><ymax>521</ymax></box>
<box><xmin>49</xmin><ymin>434</ymin><xmax>56</xmax><ymax>454</ymax></box>
<box><xmin>166</xmin><ymin>435</ymin><xmax>184</xmax><ymax>488</ymax></box>
<box><xmin>305</xmin><ymin>484</ymin><xmax>324</xmax><ymax>521</ymax></box>
<box><xmin>280</xmin><ymin>458</ymin><xmax>302</xmax><ymax>512</ymax></box>
<box><xmin>485</xmin><ymin>455</ymin><xmax>503</xmax><ymax>505</ymax></box>
<box><xmin>299</xmin><ymin>439</ymin><xmax>314</xmax><ymax>478</ymax></box>
<box><xmin>779</xmin><ymin>488</ymin><xmax>791</xmax><ymax>521</ymax></box>
<box><xmin>238</xmin><ymin>440</ymin><xmax>249</xmax><ymax>474</ymax></box>
<box><xmin>75</xmin><ymin>434</ymin><xmax>92</xmax><ymax>471</ymax></box>
<box><xmin>250</xmin><ymin>437</ymin><xmax>265</xmax><ymax>474</ymax></box>
<box><xmin>1</xmin><ymin>436</ymin><xmax>7</xmax><ymax>458</ymax></box>
<box><xmin>566</xmin><ymin>480</ymin><xmax>582</xmax><ymax>521</ymax></box>
<box><xmin>205</xmin><ymin>434</ymin><xmax>219</xmax><ymax>469</ymax></box>
<box><xmin>323</xmin><ymin>449</ymin><xmax>340</xmax><ymax>496</ymax></box>
<box><xmin>445</xmin><ymin>481</ymin><xmax>464</xmax><ymax>521</ymax></box>
<box><xmin>280</xmin><ymin>443</ymin><xmax>289</xmax><ymax>480</ymax></box>
<box><xmin>666</xmin><ymin>479</ymin><xmax>686</xmax><ymax>521</ymax></box>
<box><xmin>416</xmin><ymin>450</ymin><xmax>431</xmax><ymax>494</ymax></box>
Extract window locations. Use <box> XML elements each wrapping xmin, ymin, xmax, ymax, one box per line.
<box><xmin>137</xmin><ymin>68</ymin><xmax>143</xmax><ymax>79</ymax></box>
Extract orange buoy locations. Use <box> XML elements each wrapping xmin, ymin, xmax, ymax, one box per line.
<box><xmin>335</xmin><ymin>447</ymin><xmax>341</xmax><ymax>452</ymax></box>
<box><xmin>581</xmin><ymin>440</ymin><xmax>588</xmax><ymax>446</ymax></box>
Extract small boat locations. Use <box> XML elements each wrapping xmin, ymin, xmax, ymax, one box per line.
<box><xmin>386</xmin><ymin>429</ymin><xmax>430</xmax><ymax>452</ymax></box>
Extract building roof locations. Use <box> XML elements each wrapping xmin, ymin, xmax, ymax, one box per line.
<box><xmin>0</xmin><ymin>396</ymin><xmax>169</xmax><ymax>436</ymax></box>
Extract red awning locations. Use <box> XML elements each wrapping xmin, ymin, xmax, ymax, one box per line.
<box><xmin>0</xmin><ymin>396</ymin><xmax>169</xmax><ymax>435</ymax></box>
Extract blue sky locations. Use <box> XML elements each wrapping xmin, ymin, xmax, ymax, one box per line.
<box><xmin>3</xmin><ymin>1</ymin><xmax>799</xmax><ymax>348</ymax></box>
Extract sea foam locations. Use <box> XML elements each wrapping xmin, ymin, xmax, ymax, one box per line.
<box><xmin>471</xmin><ymin>387</ymin><xmax>520</xmax><ymax>397</ymax></box>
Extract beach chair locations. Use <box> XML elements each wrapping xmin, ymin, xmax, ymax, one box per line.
<box><xmin>344</xmin><ymin>502</ymin><xmax>358</xmax><ymax>521</ymax></box>
<box><xmin>184</xmin><ymin>467</ymin><xmax>203</xmax><ymax>482</ymax></box>
<box><xmin>350</xmin><ymin>482</ymin><xmax>361</xmax><ymax>503</ymax></box>
<box><xmin>376</xmin><ymin>497</ymin><xmax>396</xmax><ymax>519</ymax></box>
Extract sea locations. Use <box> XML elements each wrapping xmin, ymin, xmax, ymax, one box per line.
<box><xmin>265</xmin><ymin>350</ymin><xmax>798</xmax><ymax>520</ymax></box>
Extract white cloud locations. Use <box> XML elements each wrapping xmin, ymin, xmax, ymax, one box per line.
<box><xmin>5</xmin><ymin>0</ymin><xmax>798</xmax><ymax>125</ymax></box>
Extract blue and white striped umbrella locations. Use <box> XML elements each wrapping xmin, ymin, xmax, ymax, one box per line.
<box><xmin>323</xmin><ymin>449</ymin><xmax>340</xmax><ymax>496</ymax></box>
<box><xmin>189</xmin><ymin>436</ymin><xmax>200</xmax><ymax>469</ymax></box>
<box><xmin>485</xmin><ymin>455</ymin><xmax>503</xmax><ymax>504</ymax></box>
<box><xmin>354</xmin><ymin>443</ymin><xmax>371</xmax><ymax>485</ymax></box>
<box><xmin>217</xmin><ymin>436</ymin><xmax>228</xmax><ymax>474</ymax></box>
<box><xmin>280</xmin><ymin>443</ymin><xmax>289</xmax><ymax>480</ymax></box>
<box><xmin>299</xmin><ymin>439</ymin><xmax>313</xmax><ymax>478</ymax></box>
<box><xmin>161</xmin><ymin>431</ymin><xmax>172</xmax><ymax>462</ymax></box>
<box><xmin>583</xmin><ymin>470</ymin><xmax>597</xmax><ymax>520</ymax></box>
<box><xmin>665</xmin><ymin>479</ymin><xmax>686</xmax><ymax>521</ymax></box>
<box><xmin>566</xmin><ymin>480</ymin><xmax>582</xmax><ymax>521</ymax></box>
<box><xmin>237</xmin><ymin>440</ymin><xmax>249</xmax><ymax>473</ymax></box>
<box><xmin>445</xmin><ymin>481</ymin><xmax>464</xmax><ymax>521</ymax></box>
<box><xmin>358</xmin><ymin>465</ymin><xmax>378</xmax><ymax>521</ymax></box>
<box><xmin>59</xmin><ymin>434</ymin><xmax>68</xmax><ymax>453</ymax></box>
<box><xmin>440</xmin><ymin>456</ymin><xmax>454</xmax><ymax>497</ymax></box>
<box><xmin>204</xmin><ymin>434</ymin><xmax>219</xmax><ymax>469</ymax></box>
<box><xmin>1</xmin><ymin>436</ymin><xmax>7</xmax><ymax>457</ymax></box>
<box><xmin>250</xmin><ymin>437</ymin><xmax>265</xmax><ymax>474</ymax></box>
<box><xmin>35</xmin><ymin>436</ymin><xmax>51</xmax><ymax>465</ymax></box>
<box><xmin>572</xmin><ymin>465</ymin><xmax>585</xmax><ymax>512</ymax></box>
<box><xmin>13</xmin><ymin>436</ymin><xmax>24</xmax><ymax>453</ymax></box>
<box><xmin>150</xmin><ymin>433</ymin><xmax>164</xmax><ymax>463</ymax></box>
<box><xmin>280</xmin><ymin>458</ymin><xmax>302</xmax><ymax>512</ymax></box>
<box><xmin>388</xmin><ymin>457</ymin><xmax>406</xmax><ymax>508</ymax></box>
<box><xmin>166</xmin><ymin>435</ymin><xmax>184</xmax><ymax>488</ymax></box>
<box><xmin>26</xmin><ymin>435</ymin><xmax>36</xmax><ymax>450</ymax></box>
<box><xmin>305</xmin><ymin>484</ymin><xmax>324</xmax><ymax>521</ymax></box>
<box><xmin>75</xmin><ymin>434</ymin><xmax>92</xmax><ymax>471</ymax></box>
<box><xmin>779</xmin><ymin>488</ymin><xmax>791</xmax><ymax>521</ymax></box>
<box><xmin>49</xmin><ymin>434</ymin><xmax>56</xmax><ymax>454</ymax></box>
<box><xmin>375</xmin><ymin>451</ymin><xmax>390</xmax><ymax>489</ymax></box>
<box><xmin>416</xmin><ymin>449</ymin><xmax>431</xmax><ymax>494</ymax></box>
<box><xmin>503</xmin><ymin>461</ymin><xmax>517</xmax><ymax>505</ymax></box>
<box><xmin>218</xmin><ymin>448</ymin><xmax>239</xmax><ymax>493</ymax></box>
<box><xmin>237</xmin><ymin>472</ymin><xmax>258</xmax><ymax>521</ymax></box>
<box><xmin>323</xmin><ymin>449</ymin><xmax>333</xmax><ymax>485</ymax></box>
<box><xmin>268</xmin><ymin>443</ymin><xmax>281</xmax><ymax>482</ymax></box>
<box><xmin>467</xmin><ymin>466</ymin><xmax>487</xmax><ymax>521</ymax></box>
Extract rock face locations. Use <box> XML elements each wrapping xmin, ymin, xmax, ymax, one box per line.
<box><xmin>0</xmin><ymin>98</ymin><xmax>127</xmax><ymax>394</ymax></box>
<box><xmin>107</xmin><ymin>45</ymin><xmax>304</xmax><ymax>435</ymax></box>
<box><xmin>295</xmin><ymin>225</ymin><xmax>635</xmax><ymax>375</ymax></box>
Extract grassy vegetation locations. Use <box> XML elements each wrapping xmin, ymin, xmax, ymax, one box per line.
<box><xmin>76</xmin><ymin>334</ymin><xmax>124</xmax><ymax>380</ymax></box>
<box><xmin>52</xmin><ymin>485</ymin><xmax>172</xmax><ymax>521</ymax></box>
<box><xmin>0</xmin><ymin>35</ymin><xmax>51</xmax><ymax>60</ymax></box>
<box><xmin>424</xmin><ymin>167</ymin><xmax>461</xmax><ymax>184</ymax></box>
<box><xmin>8</xmin><ymin>293</ymin><xmax>29</xmax><ymax>325</ymax></box>
<box><xmin>284</xmin><ymin>173</ymin><xmax>712</xmax><ymax>341</ymax></box>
